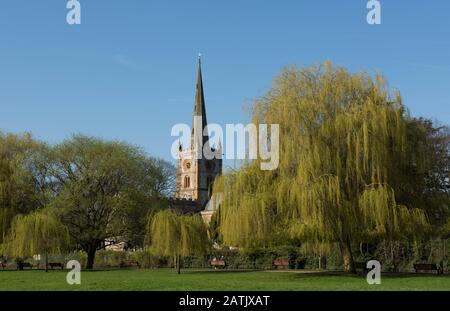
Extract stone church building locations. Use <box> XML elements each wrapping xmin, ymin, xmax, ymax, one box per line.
<box><xmin>169</xmin><ymin>57</ymin><xmax>222</xmax><ymax>223</ymax></box>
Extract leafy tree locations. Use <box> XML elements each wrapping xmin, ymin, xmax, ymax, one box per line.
<box><xmin>215</xmin><ymin>63</ymin><xmax>431</xmax><ymax>272</ymax></box>
<box><xmin>120</xmin><ymin>158</ymin><xmax>175</xmax><ymax>247</ymax></box>
<box><xmin>208</xmin><ymin>207</ymin><xmax>222</xmax><ymax>244</ymax></box>
<box><xmin>49</xmin><ymin>135</ymin><xmax>172</xmax><ymax>269</ymax></box>
<box><xmin>0</xmin><ymin>132</ymin><xmax>49</xmax><ymax>244</ymax></box>
<box><xmin>149</xmin><ymin>210</ymin><xmax>209</xmax><ymax>274</ymax></box>
<box><xmin>406</xmin><ymin>118</ymin><xmax>450</xmax><ymax>226</ymax></box>
<box><xmin>418</xmin><ymin>119</ymin><xmax>449</xmax><ymax>195</ymax></box>
<box><xmin>2</xmin><ymin>208</ymin><xmax>70</xmax><ymax>271</ymax></box>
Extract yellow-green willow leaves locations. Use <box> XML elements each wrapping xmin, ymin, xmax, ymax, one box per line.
<box><xmin>149</xmin><ymin>210</ymin><xmax>180</xmax><ymax>256</ymax></box>
<box><xmin>2</xmin><ymin>208</ymin><xmax>70</xmax><ymax>257</ymax></box>
<box><xmin>179</xmin><ymin>215</ymin><xmax>210</xmax><ymax>257</ymax></box>
<box><xmin>149</xmin><ymin>210</ymin><xmax>209</xmax><ymax>257</ymax></box>
<box><xmin>359</xmin><ymin>185</ymin><xmax>428</xmax><ymax>240</ymax></box>
<box><xmin>213</xmin><ymin>165</ymin><xmax>276</xmax><ymax>249</ymax></box>
<box><xmin>0</xmin><ymin>208</ymin><xmax>15</xmax><ymax>245</ymax></box>
<box><xmin>214</xmin><ymin>63</ymin><xmax>431</xmax><ymax>271</ymax></box>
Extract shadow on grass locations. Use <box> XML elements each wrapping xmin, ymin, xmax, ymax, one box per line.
<box><xmin>3</xmin><ymin>267</ymin><xmax>448</xmax><ymax>281</ymax></box>
<box><xmin>184</xmin><ymin>269</ymin><xmax>262</xmax><ymax>275</ymax></box>
<box><xmin>183</xmin><ymin>269</ymin><xmax>450</xmax><ymax>279</ymax></box>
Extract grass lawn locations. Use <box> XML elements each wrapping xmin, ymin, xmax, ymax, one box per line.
<box><xmin>0</xmin><ymin>269</ymin><xmax>449</xmax><ymax>291</ymax></box>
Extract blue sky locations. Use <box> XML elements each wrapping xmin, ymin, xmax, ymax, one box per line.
<box><xmin>0</xmin><ymin>1</ymin><xmax>449</xmax><ymax>166</ymax></box>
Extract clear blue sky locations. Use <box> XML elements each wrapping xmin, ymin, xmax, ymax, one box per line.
<box><xmin>1</xmin><ymin>1</ymin><xmax>449</xmax><ymax>165</ymax></box>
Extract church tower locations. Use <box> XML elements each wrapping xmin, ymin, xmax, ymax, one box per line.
<box><xmin>174</xmin><ymin>56</ymin><xmax>222</xmax><ymax>211</ymax></box>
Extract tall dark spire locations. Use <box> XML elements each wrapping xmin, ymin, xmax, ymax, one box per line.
<box><xmin>191</xmin><ymin>54</ymin><xmax>209</xmax><ymax>151</ymax></box>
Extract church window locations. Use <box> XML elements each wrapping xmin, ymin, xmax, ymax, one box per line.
<box><xmin>184</xmin><ymin>176</ymin><xmax>190</xmax><ymax>188</ymax></box>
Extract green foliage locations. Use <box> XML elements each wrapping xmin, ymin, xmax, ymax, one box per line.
<box><xmin>0</xmin><ymin>133</ymin><xmax>174</xmax><ymax>269</ymax></box>
<box><xmin>1</xmin><ymin>62</ymin><xmax>448</xmax><ymax>274</ymax></box>
<box><xmin>179</xmin><ymin>214</ymin><xmax>210</xmax><ymax>256</ymax></box>
<box><xmin>48</xmin><ymin>135</ymin><xmax>173</xmax><ymax>268</ymax></box>
<box><xmin>215</xmin><ymin>63</ymin><xmax>439</xmax><ymax>271</ymax></box>
<box><xmin>0</xmin><ymin>132</ymin><xmax>49</xmax><ymax>244</ymax></box>
<box><xmin>149</xmin><ymin>210</ymin><xmax>180</xmax><ymax>256</ymax></box>
<box><xmin>2</xmin><ymin>208</ymin><xmax>70</xmax><ymax>257</ymax></box>
<box><xmin>359</xmin><ymin>185</ymin><xmax>429</xmax><ymax>240</ymax></box>
<box><xmin>94</xmin><ymin>250</ymin><xmax>146</xmax><ymax>268</ymax></box>
<box><xmin>149</xmin><ymin>210</ymin><xmax>209</xmax><ymax>257</ymax></box>
<box><xmin>129</xmin><ymin>249</ymin><xmax>166</xmax><ymax>268</ymax></box>
<box><xmin>208</xmin><ymin>207</ymin><xmax>222</xmax><ymax>244</ymax></box>
<box><xmin>214</xmin><ymin>169</ymin><xmax>275</xmax><ymax>248</ymax></box>
<box><xmin>443</xmin><ymin>218</ymin><xmax>450</xmax><ymax>238</ymax></box>
<box><xmin>79</xmin><ymin>249</ymin><xmax>168</xmax><ymax>269</ymax></box>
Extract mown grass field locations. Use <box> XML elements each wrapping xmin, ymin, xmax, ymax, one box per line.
<box><xmin>1</xmin><ymin>269</ymin><xmax>450</xmax><ymax>291</ymax></box>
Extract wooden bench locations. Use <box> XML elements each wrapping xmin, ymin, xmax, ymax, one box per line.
<box><xmin>210</xmin><ymin>259</ymin><xmax>226</xmax><ymax>269</ymax></box>
<box><xmin>119</xmin><ymin>260</ymin><xmax>140</xmax><ymax>269</ymax></box>
<box><xmin>413</xmin><ymin>263</ymin><xmax>443</xmax><ymax>275</ymax></box>
<box><xmin>272</xmin><ymin>260</ymin><xmax>289</xmax><ymax>269</ymax></box>
<box><xmin>49</xmin><ymin>262</ymin><xmax>64</xmax><ymax>270</ymax></box>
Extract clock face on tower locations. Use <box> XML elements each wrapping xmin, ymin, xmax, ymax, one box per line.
<box><xmin>184</xmin><ymin>160</ymin><xmax>191</xmax><ymax>171</ymax></box>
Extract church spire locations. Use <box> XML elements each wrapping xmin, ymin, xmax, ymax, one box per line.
<box><xmin>191</xmin><ymin>54</ymin><xmax>209</xmax><ymax>152</ymax></box>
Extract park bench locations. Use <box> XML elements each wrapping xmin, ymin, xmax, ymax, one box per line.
<box><xmin>413</xmin><ymin>263</ymin><xmax>443</xmax><ymax>275</ymax></box>
<box><xmin>272</xmin><ymin>260</ymin><xmax>289</xmax><ymax>269</ymax></box>
<box><xmin>49</xmin><ymin>262</ymin><xmax>64</xmax><ymax>270</ymax></box>
<box><xmin>210</xmin><ymin>259</ymin><xmax>226</xmax><ymax>269</ymax></box>
<box><xmin>119</xmin><ymin>260</ymin><xmax>140</xmax><ymax>269</ymax></box>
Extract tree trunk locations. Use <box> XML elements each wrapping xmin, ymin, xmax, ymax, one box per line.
<box><xmin>45</xmin><ymin>252</ymin><xmax>48</xmax><ymax>272</ymax></box>
<box><xmin>177</xmin><ymin>255</ymin><xmax>181</xmax><ymax>275</ymax></box>
<box><xmin>85</xmin><ymin>245</ymin><xmax>97</xmax><ymax>270</ymax></box>
<box><xmin>340</xmin><ymin>239</ymin><xmax>356</xmax><ymax>273</ymax></box>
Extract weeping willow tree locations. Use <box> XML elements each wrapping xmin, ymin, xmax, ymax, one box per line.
<box><xmin>0</xmin><ymin>132</ymin><xmax>44</xmax><ymax>245</ymax></box>
<box><xmin>148</xmin><ymin>210</ymin><xmax>209</xmax><ymax>274</ymax></box>
<box><xmin>2</xmin><ymin>208</ymin><xmax>70</xmax><ymax>271</ymax></box>
<box><xmin>215</xmin><ymin>62</ymin><xmax>430</xmax><ymax>273</ymax></box>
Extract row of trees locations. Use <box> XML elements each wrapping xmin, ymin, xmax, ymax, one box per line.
<box><xmin>1</xmin><ymin>62</ymin><xmax>449</xmax><ymax>274</ymax></box>
<box><xmin>213</xmin><ymin>63</ymin><xmax>450</xmax><ymax>273</ymax></box>
<box><xmin>0</xmin><ymin>134</ymin><xmax>174</xmax><ymax>269</ymax></box>
<box><xmin>145</xmin><ymin>63</ymin><xmax>449</xmax><ymax>274</ymax></box>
